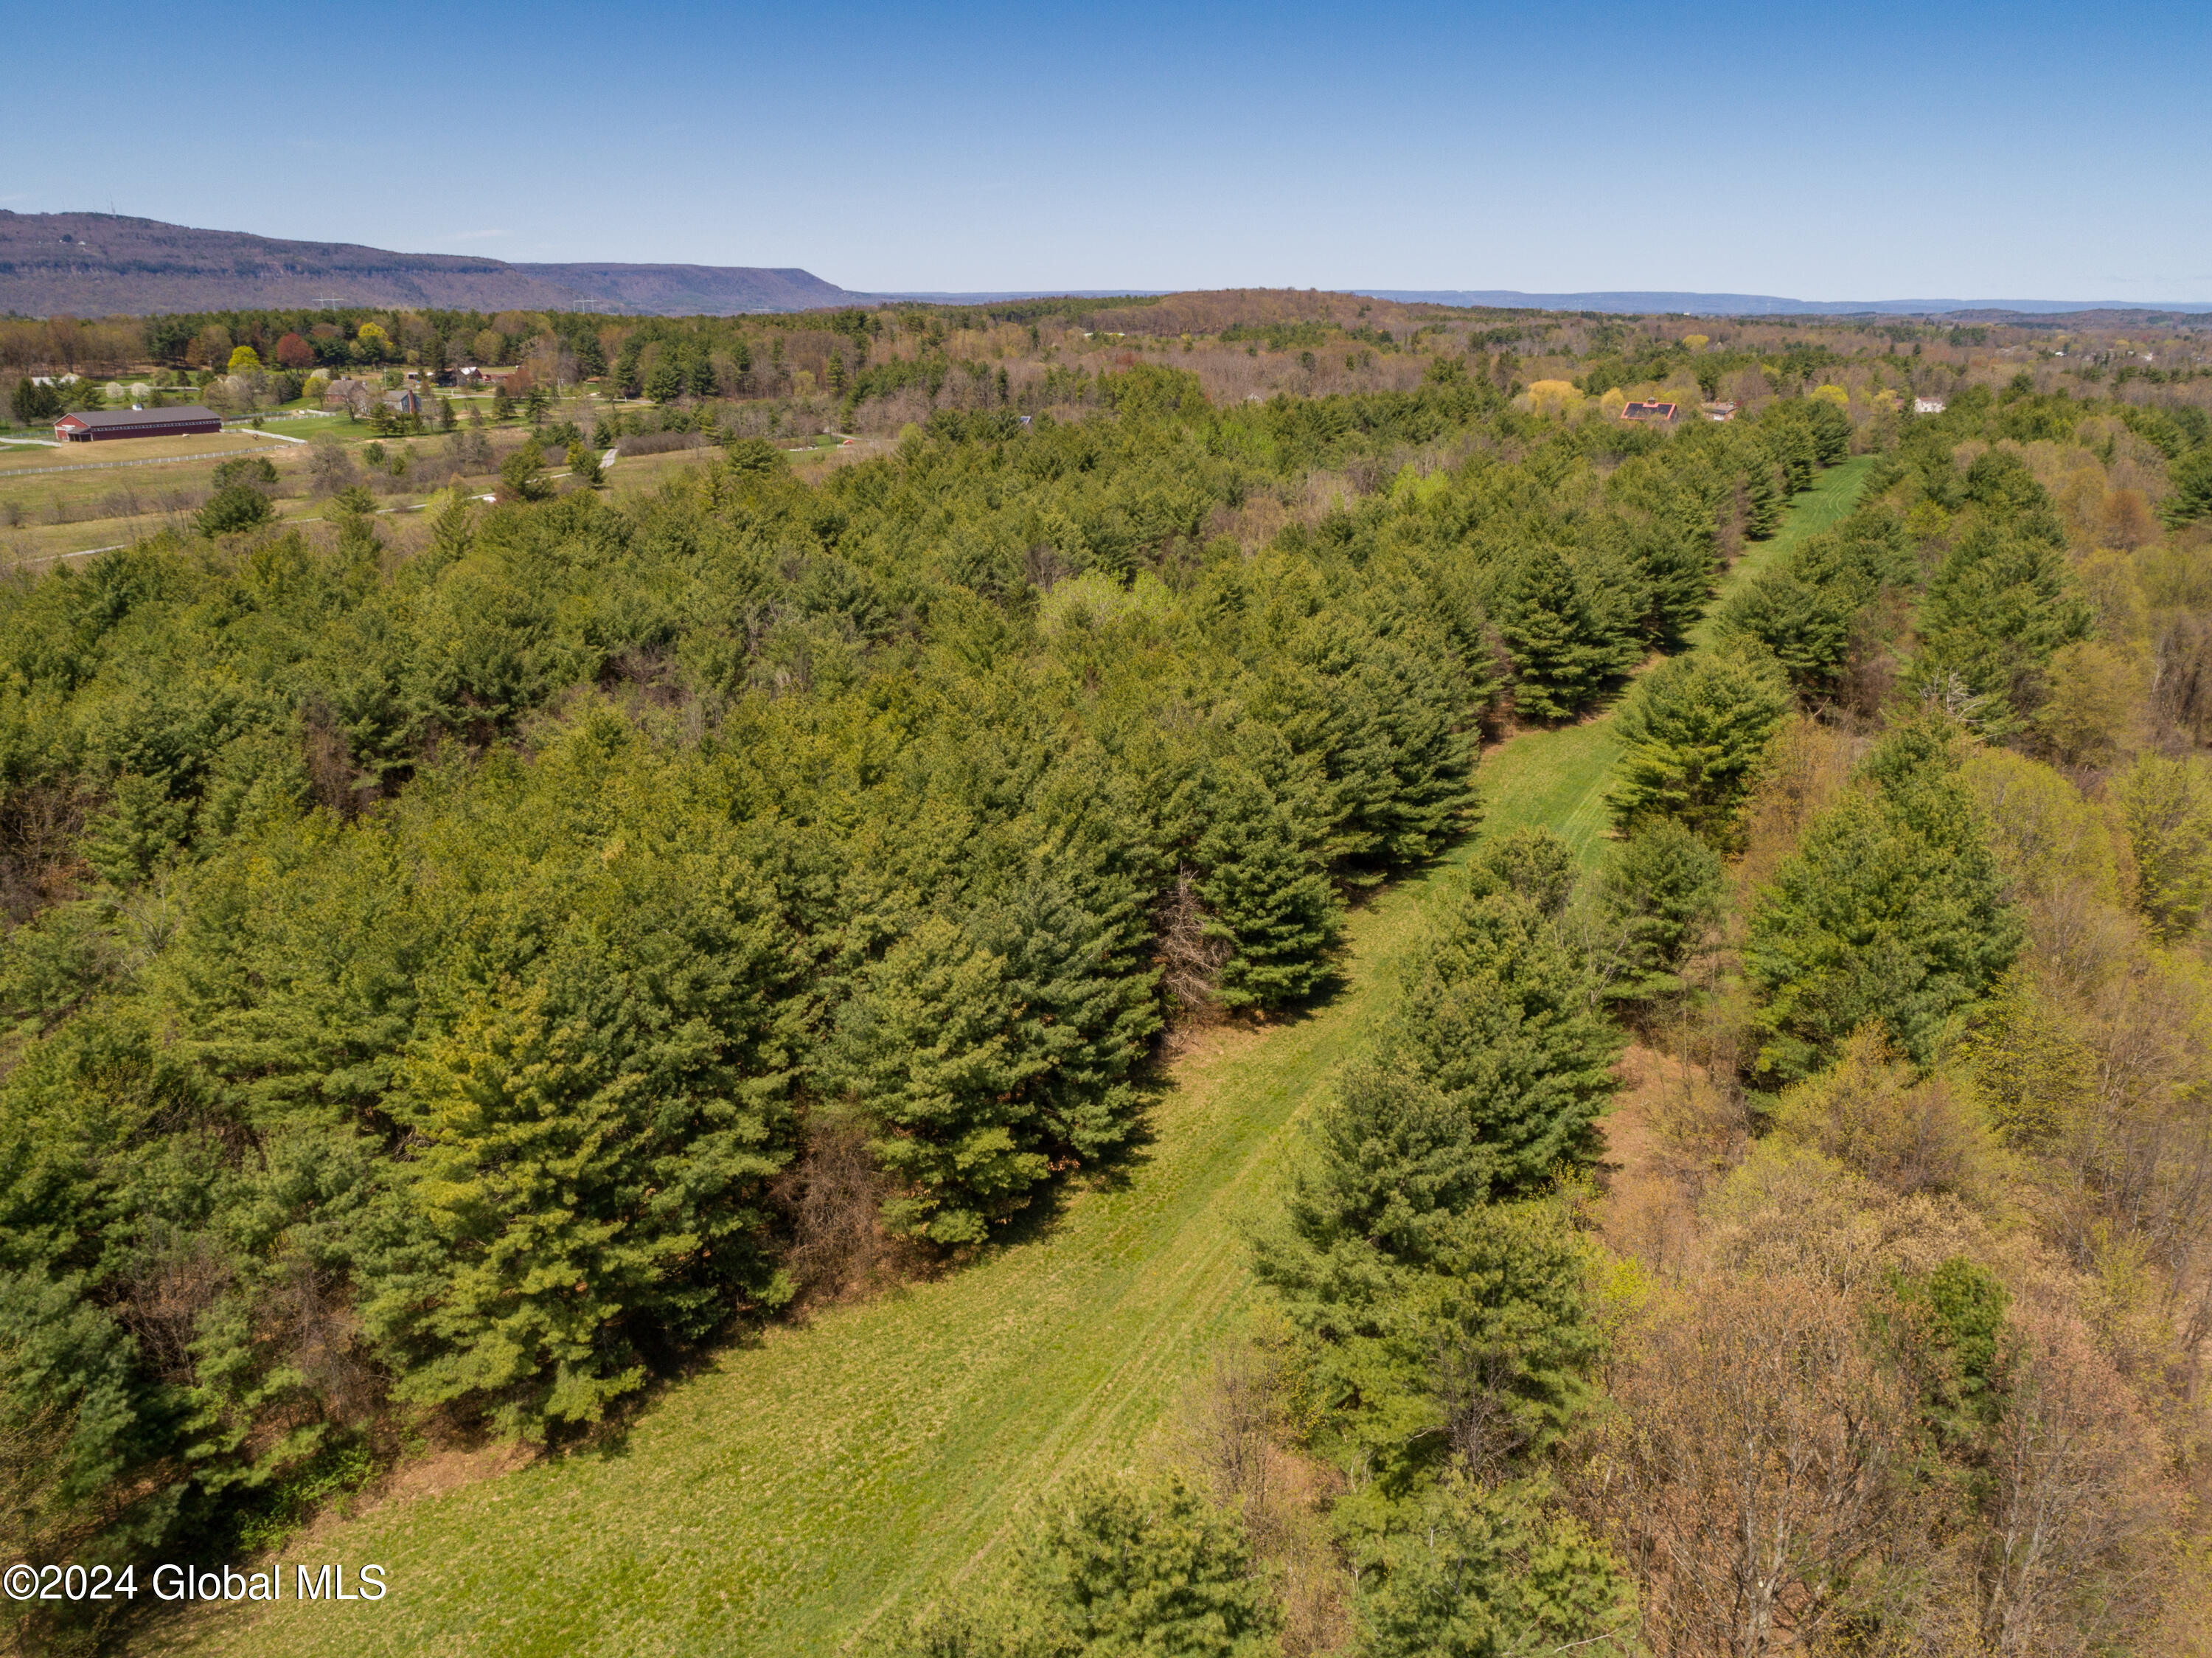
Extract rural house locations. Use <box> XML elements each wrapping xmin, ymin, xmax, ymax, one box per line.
<box><xmin>1913</xmin><ymin>396</ymin><xmax>1947</xmax><ymax>414</ymax></box>
<box><xmin>323</xmin><ymin>377</ymin><xmax>373</xmax><ymax>414</ymax></box>
<box><xmin>53</xmin><ymin>405</ymin><xmax>221</xmax><ymax>442</ymax></box>
<box><xmin>383</xmin><ymin>388</ymin><xmax>425</xmax><ymax>415</ymax></box>
<box><xmin>1621</xmin><ymin>400</ymin><xmax>1677</xmax><ymax>423</ymax></box>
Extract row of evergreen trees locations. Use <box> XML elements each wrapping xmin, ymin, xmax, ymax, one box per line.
<box><xmin>0</xmin><ymin>379</ymin><xmax>1826</xmax><ymax>1569</ymax></box>
<box><xmin>1208</xmin><ymin>406</ymin><xmax>2076</xmax><ymax>1648</ymax></box>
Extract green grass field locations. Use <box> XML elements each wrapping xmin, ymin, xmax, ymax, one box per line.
<box><xmin>153</xmin><ymin>457</ymin><xmax>1872</xmax><ymax>1658</ymax></box>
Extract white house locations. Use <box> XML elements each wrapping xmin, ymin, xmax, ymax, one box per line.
<box><xmin>1913</xmin><ymin>397</ymin><xmax>1946</xmax><ymax>414</ymax></box>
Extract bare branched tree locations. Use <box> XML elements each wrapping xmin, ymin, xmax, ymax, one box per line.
<box><xmin>1577</xmin><ymin>1274</ymin><xmax>1916</xmax><ymax>1658</ymax></box>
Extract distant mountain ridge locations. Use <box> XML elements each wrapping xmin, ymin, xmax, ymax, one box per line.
<box><xmin>514</xmin><ymin>263</ymin><xmax>852</xmax><ymax>315</ymax></box>
<box><xmin>1360</xmin><ymin>288</ymin><xmax>2212</xmax><ymax>318</ymax></box>
<box><xmin>9</xmin><ymin>212</ymin><xmax>2208</xmax><ymax>321</ymax></box>
<box><xmin>0</xmin><ymin>212</ymin><xmax>858</xmax><ymax>316</ymax></box>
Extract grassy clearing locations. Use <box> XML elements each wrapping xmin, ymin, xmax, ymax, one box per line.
<box><xmin>150</xmin><ymin>457</ymin><xmax>1873</xmax><ymax>1658</ymax></box>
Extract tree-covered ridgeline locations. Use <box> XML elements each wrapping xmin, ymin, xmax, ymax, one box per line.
<box><xmin>0</xmin><ymin>370</ymin><xmax>1832</xmax><ymax>1577</ymax></box>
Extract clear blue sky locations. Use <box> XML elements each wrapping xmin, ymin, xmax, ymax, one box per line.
<box><xmin>8</xmin><ymin>0</ymin><xmax>2209</xmax><ymax>302</ymax></box>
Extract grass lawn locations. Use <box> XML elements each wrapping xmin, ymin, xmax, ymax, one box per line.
<box><xmin>0</xmin><ymin>431</ymin><xmax>278</xmax><ymax>474</ymax></box>
<box><xmin>145</xmin><ymin>457</ymin><xmax>1874</xmax><ymax>1658</ymax></box>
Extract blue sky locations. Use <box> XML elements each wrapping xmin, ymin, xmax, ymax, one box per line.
<box><xmin>7</xmin><ymin>0</ymin><xmax>2210</xmax><ymax>302</ymax></box>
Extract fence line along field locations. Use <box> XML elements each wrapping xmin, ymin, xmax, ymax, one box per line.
<box><xmin>0</xmin><ymin>430</ymin><xmax>279</xmax><ymax>474</ymax></box>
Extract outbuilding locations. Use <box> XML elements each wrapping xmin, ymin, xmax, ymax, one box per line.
<box><xmin>54</xmin><ymin>405</ymin><xmax>222</xmax><ymax>443</ymax></box>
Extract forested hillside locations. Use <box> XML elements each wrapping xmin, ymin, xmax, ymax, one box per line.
<box><xmin>1</xmin><ymin>298</ymin><xmax>2210</xmax><ymax>1655</ymax></box>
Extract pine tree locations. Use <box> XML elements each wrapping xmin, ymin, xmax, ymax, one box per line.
<box><xmin>1742</xmin><ymin>448</ymin><xmax>1784</xmax><ymax>538</ymax></box>
<box><xmin>1916</xmin><ymin>453</ymin><xmax>2090</xmax><ymax>735</ymax></box>
<box><xmin>360</xmin><ymin>844</ymin><xmax>804</xmax><ymax>1435</ymax></box>
<box><xmin>1265</xmin><ymin>1060</ymin><xmax>1500</xmax><ymax>1288</ymax></box>
<box><xmin>1354</xmin><ymin>1471</ymin><xmax>1631</xmax><ymax>1658</ymax></box>
<box><xmin>892</xmin><ymin>1470</ymin><xmax>1278</xmax><ymax>1658</ymax></box>
<box><xmin>1717</xmin><ymin>558</ymin><xmax>1860</xmax><ymax>693</ymax></box>
<box><xmin>967</xmin><ymin>862</ymin><xmax>1159</xmax><ymax>1162</ymax></box>
<box><xmin>1195</xmin><ymin>766</ymin><xmax>1344</xmax><ymax>1009</ymax></box>
<box><xmin>498</xmin><ymin>437</ymin><xmax>552</xmax><ymax>502</ymax></box>
<box><xmin>1474</xmin><ymin>825</ymin><xmax>1576</xmax><ymax>920</ymax></box>
<box><xmin>1746</xmin><ymin>719</ymin><xmax>2020</xmax><ymax>1083</ymax></box>
<box><xmin>818</xmin><ymin>915</ymin><xmax>1049</xmax><ymax>1246</ymax></box>
<box><xmin>1356</xmin><ymin>629</ymin><xmax>1481</xmax><ymax>864</ymax></box>
<box><xmin>1389</xmin><ymin>889</ymin><xmax>1622</xmax><ymax>1193</ymax></box>
<box><xmin>2166</xmin><ymin>448</ymin><xmax>2212</xmax><ymax>527</ymax></box>
<box><xmin>1498</xmin><ymin>544</ymin><xmax>1635</xmax><ymax>720</ymax></box>
<box><xmin>1599</xmin><ymin>817</ymin><xmax>1725</xmax><ymax>1005</ymax></box>
<box><xmin>1606</xmin><ymin>645</ymin><xmax>1790</xmax><ymax>845</ymax></box>
<box><xmin>1258</xmin><ymin>1191</ymin><xmax>1604</xmax><ymax>1491</ymax></box>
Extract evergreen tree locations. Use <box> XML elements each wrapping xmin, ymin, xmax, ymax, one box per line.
<box><xmin>1606</xmin><ymin>645</ymin><xmax>1790</xmax><ymax>846</ymax></box>
<box><xmin>1354</xmin><ymin>1471</ymin><xmax>1632</xmax><ymax>1658</ymax></box>
<box><xmin>1598</xmin><ymin>818</ymin><xmax>1725</xmax><ymax>1005</ymax></box>
<box><xmin>892</xmin><ymin>1470</ymin><xmax>1278</xmax><ymax>1658</ymax></box>
<box><xmin>818</xmin><ymin>915</ymin><xmax>1048</xmax><ymax>1246</ymax></box>
<box><xmin>1498</xmin><ymin>544</ymin><xmax>1634</xmax><ymax>720</ymax></box>
<box><xmin>358</xmin><ymin>839</ymin><xmax>805</xmax><ymax>1435</ymax></box>
<box><xmin>498</xmin><ymin>437</ymin><xmax>552</xmax><ymax>502</ymax></box>
<box><xmin>968</xmin><ymin>862</ymin><xmax>1159</xmax><ymax>1162</ymax></box>
<box><xmin>1356</xmin><ymin>629</ymin><xmax>1481</xmax><ymax>864</ymax></box>
<box><xmin>1259</xmin><ymin>1193</ymin><xmax>1604</xmax><ymax>1491</ymax></box>
<box><xmin>1266</xmin><ymin>1059</ymin><xmax>1499</xmax><ymax>1288</ymax></box>
<box><xmin>1745</xmin><ymin>720</ymin><xmax>2020</xmax><ymax>1083</ymax></box>
<box><xmin>1742</xmin><ymin>448</ymin><xmax>1784</xmax><ymax>538</ymax></box>
<box><xmin>195</xmin><ymin>483</ymin><xmax>275</xmax><ymax>538</ymax></box>
<box><xmin>1915</xmin><ymin>453</ymin><xmax>2090</xmax><ymax>735</ymax></box>
<box><xmin>2165</xmin><ymin>447</ymin><xmax>2212</xmax><ymax>527</ymax></box>
<box><xmin>1719</xmin><ymin>566</ymin><xmax>1850</xmax><ymax>689</ymax></box>
<box><xmin>1390</xmin><ymin>889</ymin><xmax>1621</xmax><ymax>1193</ymax></box>
<box><xmin>1717</xmin><ymin>533</ymin><xmax>1871</xmax><ymax>693</ymax></box>
<box><xmin>10</xmin><ymin>378</ymin><xmax>65</xmax><ymax>425</ymax></box>
<box><xmin>1474</xmin><ymin>825</ymin><xmax>1576</xmax><ymax>920</ymax></box>
<box><xmin>1194</xmin><ymin>765</ymin><xmax>1344</xmax><ymax>1009</ymax></box>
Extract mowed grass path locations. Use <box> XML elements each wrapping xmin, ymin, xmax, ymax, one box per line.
<box><xmin>162</xmin><ymin>457</ymin><xmax>1871</xmax><ymax>1658</ymax></box>
<box><xmin>1481</xmin><ymin>456</ymin><xmax>1874</xmax><ymax>860</ymax></box>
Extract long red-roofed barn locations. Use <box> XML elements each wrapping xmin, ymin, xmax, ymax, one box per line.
<box><xmin>54</xmin><ymin>405</ymin><xmax>223</xmax><ymax>442</ymax></box>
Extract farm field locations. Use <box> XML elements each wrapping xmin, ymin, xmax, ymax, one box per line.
<box><xmin>149</xmin><ymin>458</ymin><xmax>1874</xmax><ymax>1658</ymax></box>
<box><xmin>0</xmin><ymin>423</ymin><xmax>597</xmax><ymax>564</ymax></box>
<box><xmin>0</xmin><ymin>430</ymin><xmax>279</xmax><ymax>473</ymax></box>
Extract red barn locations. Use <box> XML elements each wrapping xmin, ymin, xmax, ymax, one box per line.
<box><xmin>54</xmin><ymin>405</ymin><xmax>223</xmax><ymax>443</ymax></box>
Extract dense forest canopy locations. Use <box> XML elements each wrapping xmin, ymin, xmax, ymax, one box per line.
<box><xmin>1</xmin><ymin>288</ymin><xmax>2210</xmax><ymax>1655</ymax></box>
